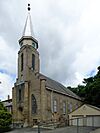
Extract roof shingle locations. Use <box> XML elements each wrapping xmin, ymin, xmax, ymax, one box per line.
<box><xmin>39</xmin><ymin>73</ymin><xmax>81</xmax><ymax>100</ymax></box>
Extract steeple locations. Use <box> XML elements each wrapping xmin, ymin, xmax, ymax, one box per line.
<box><xmin>19</xmin><ymin>4</ymin><xmax>38</xmax><ymax>49</ymax></box>
<box><xmin>23</xmin><ymin>4</ymin><xmax>33</xmax><ymax>37</ymax></box>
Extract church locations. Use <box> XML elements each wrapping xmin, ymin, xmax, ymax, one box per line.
<box><xmin>12</xmin><ymin>5</ymin><xmax>82</xmax><ymax>127</ymax></box>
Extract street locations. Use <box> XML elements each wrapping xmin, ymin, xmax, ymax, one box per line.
<box><xmin>6</xmin><ymin>126</ymin><xmax>95</xmax><ymax>133</ymax></box>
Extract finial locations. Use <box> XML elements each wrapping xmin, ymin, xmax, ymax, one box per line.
<box><xmin>28</xmin><ymin>3</ymin><xmax>31</xmax><ymax>11</ymax></box>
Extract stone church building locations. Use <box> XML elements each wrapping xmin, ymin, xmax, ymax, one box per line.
<box><xmin>12</xmin><ymin>5</ymin><xmax>82</xmax><ymax>127</ymax></box>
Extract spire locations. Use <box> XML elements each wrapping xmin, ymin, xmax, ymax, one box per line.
<box><xmin>23</xmin><ymin>4</ymin><xmax>34</xmax><ymax>37</ymax></box>
<box><xmin>19</xmin><ymin>4</ymin><xmax>38</xmax><ymax>49</ymax></box>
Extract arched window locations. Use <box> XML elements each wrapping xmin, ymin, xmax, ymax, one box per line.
<box><xmin>69</xmin><ymin>103</ymin><xmax>72</xmax><ymax>112</ymax></box>
<box><xmin>68</xmin><ymin>102</ymin><xmax>72</xmax><ymax>113</ymax></box>
<box><xmin>63</xmin><ymin>102</ymin><xmax>66</xmax><ymax>114</ymax></box>
<box><xmin>53</xmin><ymin>99</ymin><xmax>57</xmax><ymax>112</ymax></box>
<box><xmin>19</xmin><ymin>89</ymin><xmax>21</xmax><ymax>101</ymax></box>
<box><xmin>31</xmin><ymin>94</ymin><xmax>37</xmax><ymax>114</ymax></box>
<box><xmin>21</xmin><ymin>53</ymin><xmax>23</xmax><ymax>71</ymax></box>
<box><xmin>32</xmin><ymin>54</ymin><xmax>35</xmax><ymax>70</ymax></box>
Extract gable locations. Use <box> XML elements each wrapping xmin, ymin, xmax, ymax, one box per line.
<box><xmin>69</xmin><ymin>104</ymin><xmax>100</xmax><ymax>116</ymax></box>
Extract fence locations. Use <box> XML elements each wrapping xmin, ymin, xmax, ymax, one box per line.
<box><xmin>12</xmin><ymin>117</ymin><xmax>100</xmax><ymax>133</ymax></box>
<box><xmin>37</xmin><ymin>116</ymin><xmax>100</xmax><ymax>133</ymax></box>
<box><xmin>37</xmin><ymin>120</ymin><xmax>67</xmax><ymax>129</ymax></box>
<box><xmin>36</xmin><ymin>121</ymin><xmax>67</xmax><ymax>133</ymax></box>
<box><xmin>68</xmin><ymin>116</ymin><xmax>100</xmax><ymax>133</ymax></box>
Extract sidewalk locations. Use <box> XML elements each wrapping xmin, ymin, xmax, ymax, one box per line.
<box><xmin>6</xmin><ymin>126</ymin><xmax>94</xmax><ymax>133</ymax></box>
<box><xmin>90</xmin><ymin>128</ymin><xmax>100</xmax><ymax>133</ymax></box>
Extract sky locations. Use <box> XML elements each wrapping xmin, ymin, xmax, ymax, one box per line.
<box><xmin>0</xmin><ymin>0</ymin><xmax>100</xmax><ymax>100</ymax></box>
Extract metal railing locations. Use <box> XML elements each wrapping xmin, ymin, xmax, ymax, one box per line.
<box><xmin>12</xmin><ymin>116</ymin><xmax>100</xmax><ymax>133</ymax></box>
<box><xmin>36</xmin><ymin>116</ymin><xmax>100</xmax><ymax>133</ymax></box>
<box><xmin>36</xmin><ymin>120</ymin><xmax>67</xmax><ymax>133</ymax></box>
<box><xmin>69</xmin><ymin>116</ymin><xmax>100</xmax><ymax>133</ymax></box>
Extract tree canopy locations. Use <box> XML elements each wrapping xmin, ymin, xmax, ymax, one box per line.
<box><xmin>0</xmin><ymin>101</ymin><xmax>12</xmax><ymax>132</ymax></box>
<box><xmin>68</xmin><ymin>66</ymin><xmax>100</xmax><ymax>108</ymax></box>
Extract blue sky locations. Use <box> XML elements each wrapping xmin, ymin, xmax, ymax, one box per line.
<box><xmin>0</xmin><ymin>0</ymin><xmax>100</xmax><ymax>100</ymax></box>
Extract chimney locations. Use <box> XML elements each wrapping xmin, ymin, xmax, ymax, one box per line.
<box><xmin>8</xmin><ymin>95</ymin><xmax>10</xmax><ymax>100</ymax></box>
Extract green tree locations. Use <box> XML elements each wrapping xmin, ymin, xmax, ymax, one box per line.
<box><xmin>68</xmin><ymin>66</ymin><xmax>100</xmax><ymax>107</ymax></box>
<box><xmin>68</xmin><ymin>85</ymin><xmax>85</xmax><ymax>98</ymax></box>
<box><xmin>0</xmin><ymin>101</ymin><xmax>12</xmax><ymax>132</ymax></box>
<box><xmin>84</xmin><ymin>67</ymin><xmax>100</xmax><ymax>107</ymax></box>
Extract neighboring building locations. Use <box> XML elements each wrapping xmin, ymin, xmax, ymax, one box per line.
<box><xmin>2</xmin><ymin>95</ymin><xmax>12</xmax><ymax>114</ymax></box>
<box><xmin>69</xmin><ymin>104</ymin><xmax>100</xmax><ymax>127</ymax></box>
<box><xmin>12</xmin><ymin>5</ymin><xmax>82</xmax><ymax>127</ymax></box>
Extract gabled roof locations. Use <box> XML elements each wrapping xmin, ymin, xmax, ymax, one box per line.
<box><xmin>69</xmin><ymin>104</ymin><xmax>100</xmax><ymax>115</ymax></box>
<box><xmin>87</xmin><ymin>104</ymin><xmax>100</xmax><ymax>111</ymax></box>
<box><xmin>39</xmin><ymin>73</ymin><xmax>81</xmax><ymax>100</ymax></box>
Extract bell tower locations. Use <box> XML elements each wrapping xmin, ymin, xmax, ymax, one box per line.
<box><xmin>12</xmin><ymin>4</ymin><xmax>40</xmax><ymax>127</ymax></box>
<box><xmin>18</xmin><ymin>4</ymin><xmax>39</xmax><ymax>82</ymax></box>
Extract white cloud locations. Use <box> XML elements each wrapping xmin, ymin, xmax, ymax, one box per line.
<box><xmin>0</xmin><ymin>36</ymin><xmax>17</xmax><ymax>75</ymax></box>
<box><xmin>0</xmin><ymin>36</ymin><xmax>17</xmax><ymax>100</ymax></box>
<box><xmin>0</xmin><ymin>0</ymin><xmax>100</xmax><ymax>100</ymax></box>
<box><xmin>0</xmin><ymin>72</ymin><xmax>14</xmax><ymax>100</ymax></box>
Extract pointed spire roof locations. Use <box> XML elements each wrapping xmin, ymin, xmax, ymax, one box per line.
<box><xmin>23</xmin><ymin>13</ymin><xmax>33</xmax><ymax>37</ymax></box>
<box><xmin>23</xmin><ymin>4</ymin><xmax>34</xmax><ymax>37</ymax></box>
<box><xmin>19</xmin><ymin>4</ymin><xmax>38</xmax><ymax>49</ymax></box>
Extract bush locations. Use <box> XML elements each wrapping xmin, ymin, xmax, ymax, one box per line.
<box><xmin>0</xmin><ymin>102</ymin><xmax>12</xmax><ymax>132</ymax></box>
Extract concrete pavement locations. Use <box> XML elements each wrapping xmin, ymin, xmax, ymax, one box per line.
<box><xmin>6</xmin><ymin>126</ymin><xmax>94</xmax><ymax>133</ymax></box>
<box><xmin>90</xmin><ymin>128</ymin><xmax>100</xmax><ymax>133</ymax></box>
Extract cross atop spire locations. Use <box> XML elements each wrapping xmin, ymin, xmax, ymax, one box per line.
<box><xmin>22</xmin><ymin>4</ymin><xmax>34</xmax><ymax>37</ymax></box>
<box><xmin>28</xmin><ymin>3</ymin><xmax>31</xmax><ymax>11</ymax></box>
